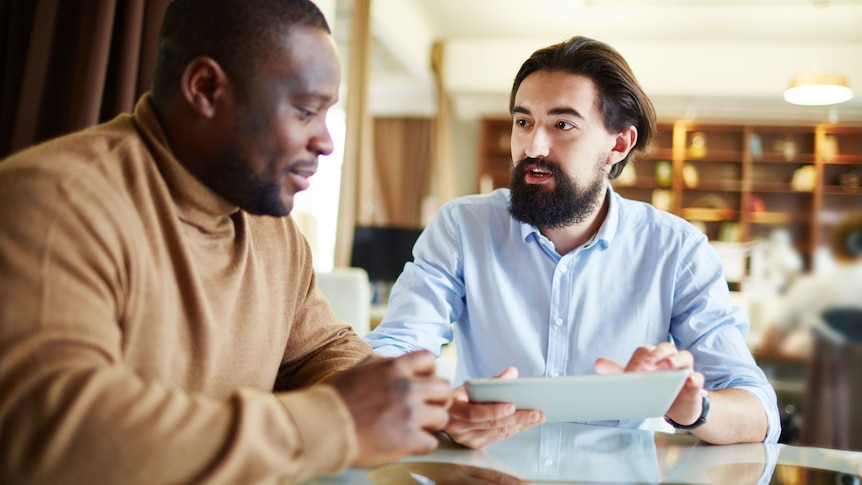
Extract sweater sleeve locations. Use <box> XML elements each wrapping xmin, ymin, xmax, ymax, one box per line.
<box><xmin>0</xmin><ymin>162</ymin><xmax>359</xmax><ymax>484</ymax></box>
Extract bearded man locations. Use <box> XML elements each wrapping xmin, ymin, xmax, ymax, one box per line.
<box><xmin>365</xmin><ymin>35</ymin><xmax>779</xmax><ymax>449</ymax></box>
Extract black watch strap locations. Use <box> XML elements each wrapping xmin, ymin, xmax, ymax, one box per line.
<box><xmin>664</xmin><ymin>390</ymin><xmax>710</xmax><ymax>430</ymax></box>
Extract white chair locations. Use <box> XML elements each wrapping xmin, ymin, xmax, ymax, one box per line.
<box><xmin>315</xmin><ymin>267</ymin><xmax>371</xmax><ymax>337</ymax></box>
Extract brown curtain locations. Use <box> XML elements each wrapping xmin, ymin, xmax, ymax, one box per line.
<box><xmin>0</xmin><ymin>0</ymin><xmax>169</xmax><ymax>158</ymax></box>
<box><xmin>371</xmin><ymin>117</ymin><xmax>432</xmax><ymax>227</ymax></box>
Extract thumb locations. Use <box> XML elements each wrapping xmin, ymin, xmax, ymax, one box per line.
<box><xmin>594</xmin><ymin>357</ymin><xmax>625</xmax><ymax>375</ymax></box>
<box><xmin>495</xmin><ymin>366</ymin><xmax>519</xmax><ymax>380</ymax></box>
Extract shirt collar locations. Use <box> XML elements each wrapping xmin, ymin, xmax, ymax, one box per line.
<box><xmin>132</xmin><ymin>95</ymin><xmax>241</xmax><ymax>232</ymax></box>
<box><xmin>516</xmin><ymin>184</ymin><xmax>620</xmax><ymax>251</ymax></box>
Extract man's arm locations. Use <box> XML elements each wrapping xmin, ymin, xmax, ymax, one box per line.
<box><xmin>365</xmin><ymin>206</ymin><xmax>465</xmax><ymax>357</ymax></box>
<box><xmin>596</xmin><ymin>343</ymin><xmax>769</xmax><ymax>444</ymax></box>
<box><xmin>0</xmin><ymin>170</ymin><xmax>451</xmax><ymax>484</ymax></box>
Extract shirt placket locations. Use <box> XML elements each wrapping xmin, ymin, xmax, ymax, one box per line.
<box><xmin>546</xmin><ymin>253</ymin><xmax>573</xmax><ymax>377</ymax></box>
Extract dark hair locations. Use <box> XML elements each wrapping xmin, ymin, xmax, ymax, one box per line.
<box><xmin>509</xmin><ymin>36</ymin><xmax>656</xmax><ymax>180</ymax></box>
<box><xmin>831</xmin><ymin>210</ymin><xmax>862</xmax><ymax>261</ymax></box>
<box><xmin>150</xmin><ymin>0</ymin><xmax>330</xmax><ymax>103</ymax></box>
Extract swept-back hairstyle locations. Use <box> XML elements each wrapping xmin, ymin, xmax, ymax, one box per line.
<box><xmin>150</xmin><ymin>0</ymin><xmax>330</xmax><ymax>103</ymax></box>
<box><xmin>509</xmin><ymin>36</ymin><xmax>656</xmax><ymax>179</ymax></box>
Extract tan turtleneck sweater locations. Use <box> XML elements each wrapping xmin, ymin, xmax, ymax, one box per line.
<box><xmin>0</xmin><ymin>95</ymin><xmax>372</xmax><ymax>484</ymax></box>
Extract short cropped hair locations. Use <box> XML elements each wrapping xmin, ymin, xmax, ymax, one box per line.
<box><xmin>150</xmin><ymin>0</ymin><xmax>330</xmax><ymax>103</ymax></box>
<box><xmin>509</xmin><ymin>36</ymin><xmax>656</xmax><ymax>180</ymax></box>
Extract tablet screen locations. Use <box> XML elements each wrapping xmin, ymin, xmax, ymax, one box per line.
<box><xmin>465</xmin><ymin>369</ymin><xmax>689</xmax><ymax>423</ymax></box>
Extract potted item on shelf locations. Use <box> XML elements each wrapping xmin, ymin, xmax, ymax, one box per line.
<box><xmin>774</xmin><ymin>136</ymin><xmax>797</xmax><ymax>162</ymax></box>
<box><xmin>749</xmin><ymin>133</ymin><xmax>763</xmax><ymax>161</ymax></box>
<box><xmin>682</xmin><ymin>163</ymin><xmax>699</xmax><ymax>188</ymax></box>
<box><xmin>821</xmin><ymin>135</ymin><xmax>838</xmax><ymax>163</ymax></box>
<box><xmin>748</xmin><ymin>195</ymin><xmax>766</xmax><ymax>213</ymax></box>
<box><xmin>718</xmin><ymin>222</ymin><xmax>742</xmax><ymax>242</ymax></box>
<box><xmin>688</xmin><ymin>132</ymin><xmax>708</xmax><ymax>158</ymax></box>
<box><xmin>655</xmin><ymin>160</ymin><xmax>672</xmax><ymax>188</ymax></box>
<box><xmin>839</xmin><ymin>170</ymin><xmax>861</xmax><ymax>188</ymax></box>
<box><xmin>651</xmin><ymin>189</ymin><xmax>674</xmax><ymax>212</ymax></box>
<box><xmin>790</xmin><ymin>165</ymin><xmax>817</xmax><ymax>192</ymax></box>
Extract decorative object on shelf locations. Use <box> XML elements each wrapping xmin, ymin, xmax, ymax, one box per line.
<box><xmin>615</xmin><ymin>164</ymin><xmax>637</xmax><ymax>186</ymax></box>
<box><xmin>779</xmin><ymin>136</ymin><xmax>797</xmax><ymax>162</ymax></box>
<box><xmin>655</xmin><ymin>160</ymin><xmax>672</xmax><ymax>188</ymax></box>
<box><xmin>719</xmin><ymin>222</ymin><xmax>742</xmax><ymax>243</ymax></box>
<box><xmin>749</xmin><ymin>133</ymin><xmax>763</xmax><ymax>161</ymax></box>
<box><xmin>839</xmin><ymin>170</ymin><xmax>861</xmax><ymax>188</ymax></box>
<box><xmin>783</xmin><ymin>73</ymin><xmax>854</xmax><ymax>106</ymax></box>
<box><xmin>682</xmin><ymin>163</ymin><xmax>699</xmax><ymax>188</ymax></box>
<box><xmin>821</xmin><ymin>134</ymin><xmax>838</xmax><ymax>163</ymax></box>
<box><xmin>688</xmin><ymin>132</ymin><xmax>708</xmax><ymax>158</ymax></box>
<box><xmin>748</xmin><ymin>195</ymin><xmax>766</xmax><ymax>213</ymax></box>
<box><xmin>691</xmin><ymin>193</ymin><xmax>731</xmax><ymax>210</ymax></box>
<box><xmin>791</xmin><ymin>165</ymin><xmax>817</xmax><ymax>192</ymax></box>
<box><xmin>686</xmin><ymin>194</ymin><xmax>735</xmax><ymax>222</ymax></box>
<box><xmin>651</xmin><ymin>189</ymin><xmax>674</xmax><ymax>212</ymax></box>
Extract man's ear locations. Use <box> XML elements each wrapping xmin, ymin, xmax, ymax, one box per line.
<box><xmin>608</xmin><ymin>125</ymin><xmax>638</xmax><ymax>166</ymax></box>
<box><xmin>180</xmin><ymin>57</ymin><xmax>228</xmax><ymax>119</ymax></box>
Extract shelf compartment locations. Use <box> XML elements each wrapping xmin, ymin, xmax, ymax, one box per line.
<box><xmin>682</xmin><ymin>208</ymin><xmax>738</xmax><ymax>222</ymax></box>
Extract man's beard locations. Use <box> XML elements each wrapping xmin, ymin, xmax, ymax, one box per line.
<box><xmin>202</xmin><ymin>146</ymin><xmax>287</xmax><ymax>217</ymax></box>
<box><xmin>508</xmin><ymin>156</ymin><xmax>606</xmax><ymax>229</ymax></box>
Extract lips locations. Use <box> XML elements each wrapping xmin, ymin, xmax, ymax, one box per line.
<box><xmin>524</xmin><ymin>163</ymin><xmax>553</xmax><ymax>184</ymax></box>
<box><xmin>287</xmin><ymin>162</ymin><xmax>317</xmax><ymax>191</ymax></box>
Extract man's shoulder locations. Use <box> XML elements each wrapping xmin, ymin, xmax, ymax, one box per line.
<box><xmin>441</xmin><ymin>188</ymin><xmax>511</xmax><ymax>215</ymax></box>
<box><xmin>615</xmin><ymin>195</ymin><xmax>704</xmax><ymax>238</ymax></box>
<box><xmin>1</xmin><ymin>114</ymin><xmax>143</xmax><ymax>181</ymax></box>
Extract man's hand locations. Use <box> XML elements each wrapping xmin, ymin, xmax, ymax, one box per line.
<box><xmin>594</xmin><ymin>342</ymin><xmax>705</xmax><ymax>427</ymax></box>
<box><xmin>443</xmin><ymin>367</ymin><xmax>545</xmax><ymax>449</ymax></box>
<box><xmin>331</xmin><ymin>350</ymin><xmax>453</xmax><ymax>468</ymax></box>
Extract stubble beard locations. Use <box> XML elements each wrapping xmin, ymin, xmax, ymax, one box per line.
<box><xmin>508</xmin><ymin>156</ymin><xmax>607</xmax><ymax>229</ymax></box>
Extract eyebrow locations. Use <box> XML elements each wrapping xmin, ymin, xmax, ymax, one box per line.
<box><xmin>512</xmin><ymin>106</ymin><xmax>587</xmax><ymax>120</ymax></box>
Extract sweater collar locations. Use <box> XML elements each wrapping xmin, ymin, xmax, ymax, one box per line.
<box><xmin>132</xmin><ymin>95</ymin><xmax>241</xmax><ymax>230</ymax></box>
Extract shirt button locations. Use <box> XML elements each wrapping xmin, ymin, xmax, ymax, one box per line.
<box><xmin>549</xmin><ymin>373</ymin><xmax>559</xmax><ymax>378</ymax></box>
<box><xmin>554</xmin><ymin>318</ymin><xmax>563</xmax><ymax>326</ymax></box>
<box><xmin>559</xmin><ymin>265</ymin><xmax>568</xmax><ymax>273</ymax></box>
<box><xmin>544</xmin><ymin>458</ymin><xmax>554</xmax><ymax>466</ymax></box>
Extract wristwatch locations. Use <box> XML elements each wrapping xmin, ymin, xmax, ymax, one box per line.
<box><xmin>664</xmin><ymin>390</ymin><xmax>710</xmax><ymax>430</ymax></box>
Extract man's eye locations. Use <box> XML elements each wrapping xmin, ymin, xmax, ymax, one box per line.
<box><xmin>557</xmin><ymin>120</ymin><xmax>575</xmax><ymax>130</ymax></box>
<box><xmin>297</xmin><ymin>107</ymin><xmax>316</xmax><ymax>121</ymax></box>
<box><xmin>515</xmin><ymin>118</ymin><xmax>530</xmax><ymax>128</ymax></box>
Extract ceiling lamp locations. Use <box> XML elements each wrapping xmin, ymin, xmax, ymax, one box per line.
<box><xmin>783</xmin><ymin>73</ymin><xmax>854</xmax><ymax>106</ymax></box>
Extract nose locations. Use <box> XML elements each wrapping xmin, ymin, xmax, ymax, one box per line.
<box><xmin>310</xmin><ymin>121</ymin><xmax>334</xmax><ymax>157</ymax></box>
<box><xmin>522</xmin><ymin>126</ymin><xmax>551</xmax><ymax>159</ymax></box>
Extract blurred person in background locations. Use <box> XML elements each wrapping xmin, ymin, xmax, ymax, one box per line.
<box><xmin>759</xmin><ymin>210</ymin><xmax>862</xmax><ymax>358</ymax></box>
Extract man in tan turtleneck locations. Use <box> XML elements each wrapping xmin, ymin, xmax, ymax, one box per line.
<box><xmin>0</xmin><ymin>0</ymin><xmax>452</xmax><ymax>483</ymax></box>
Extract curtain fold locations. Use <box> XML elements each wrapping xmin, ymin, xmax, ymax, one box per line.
<box><xmin>0</xmin><ymin>0</ymin><xmax>170</xmax><ymax>158</ymax></box>
<box><xmin>372</xmin><ymin>117</ymin><xmax>432</xmax><ymax>227</ymax></box>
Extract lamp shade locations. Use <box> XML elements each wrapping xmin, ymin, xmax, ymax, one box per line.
<box><xmin>784</xmin><ymin>73</ymin><xmax>854</xmax><ymax>106</ymax></box>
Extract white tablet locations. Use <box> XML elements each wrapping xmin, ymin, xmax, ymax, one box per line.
<box><xmin>465</xmin><ymin>369</ymin><xmax>689</xmax><ymax>423</ymax></box>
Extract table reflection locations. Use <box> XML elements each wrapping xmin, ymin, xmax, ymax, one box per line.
<box><xmin>304</xmin><ymin>422</ymin><xmax>862</xmax><ymax>484</ymax></box>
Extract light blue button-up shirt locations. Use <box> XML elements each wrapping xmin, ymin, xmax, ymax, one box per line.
<box><xmin>365</xmin><ymin>188</ymin><xmax>780</xmax><ymax>442</ymax></box>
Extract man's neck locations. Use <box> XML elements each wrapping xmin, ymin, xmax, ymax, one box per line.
<box><xmin>540</xmin><ymin>189</ymin><xmax>610</xmax><ymax>256</ymax></box>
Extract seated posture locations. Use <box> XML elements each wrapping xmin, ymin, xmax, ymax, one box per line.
<box><xmin>760</xmin><ymin>210</ymin><xmax>862</xmax><ymax>358</ymax></box>
<box><xmin>0</xmin><ymin>1</ymin><xmax>452</xmax><ymax>483</ymax></box>
<box><xmin>366</xmin><ymin>35</ymin><xmax>778</xmax><ymax>448</ymax></box>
